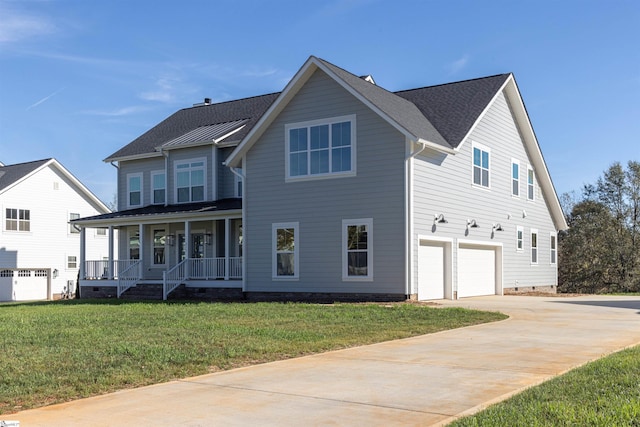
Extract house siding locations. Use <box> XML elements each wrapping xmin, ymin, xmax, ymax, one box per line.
<box><xmin>412</xmin><ymin>91</ymin><xmax>557</xmax><ymax>295</ymax></box>
<box><xmin>244</xmin><ymin>70</ymin><xmax>406</xmax><ymax>295</ymax></box>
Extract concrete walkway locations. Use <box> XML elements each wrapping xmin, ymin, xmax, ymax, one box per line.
<box><xmin>7</xmin><ymin>295</ymin><xmax>640</xmax><ymax>426</ymax></box>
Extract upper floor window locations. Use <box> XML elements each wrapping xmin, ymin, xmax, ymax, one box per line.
<box><xmin>6</xmin><ymin>208</ymin><xmax>30</xmax><ymax>231</ymax></box>
<box><xmin>342</xmin><ymin>218</ymin><xmax>373</xmax><ymax>281</ymax></box>
<box><xmin>285</xmin><ymin>115</ymin><xmax>356</xmax><ymax>181</ymax></box>
<box><xmin>235</xmin><ymin>174</ymin><xmax>243</xmax><ymax>198</ymax></box>
<box><xmin>511</xmin><ymin>160</ymin><xmax>520</xmax><ymax>196</ymax></box>
<box><xmin>127</xmin><ymin>173</ymin><xmax>142</xmax><ymax>208</ymax></box>
<box><xmin>527</xmin><ymin>166</ymin><xmax>535</xmax><ymax>201</ymax></box>
<box><xmin>175</xmin><ymin>159</ymin><xmax>205</xmax><ymax>203</ymax></box>
<box><xmin>151</xmin><ymin>171</ymin><xmax>166</xmax><ymax>205</ymax></box>
<box><xmin>472</xmin><ymin>142</ymin><xmax>490</xmax><ymax>188</ymax></box>
<box><xmin>69</xmin><ymin>213</ymin><xmax>80</xmax><ymax>234</ymax></box>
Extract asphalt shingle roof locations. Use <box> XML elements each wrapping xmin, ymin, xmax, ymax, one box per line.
<box><xmin>0</xmin><ymin>159</ymin><xmax>51</xmax><ymax>192</ymax></box>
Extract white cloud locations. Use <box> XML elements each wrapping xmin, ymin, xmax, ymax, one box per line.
<box><xmin>0</xmin><ymin>2</ymin><xmax>56</xmax><ymax>44</ymax></box>
<box><xmin>26</xmin><ymin>87</ymin><xmax>64</xmax><ymax>110</ymax></box>
<box><xmin>448</xmin><ymin>54</ymin><xmax>470</xmax><ymax>74</ymax></box>
<box><xmin>80</xmin><ymin>105</ymin><xmax>150</xmax><ymax>117</ymax></box>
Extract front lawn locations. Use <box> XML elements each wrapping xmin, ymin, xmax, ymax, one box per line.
<box><xmin>450</xmin><ymin>345</ymin><xmax>640</xmax><ymax>426</ymax></box>
<box><xmin>0</xmin><ymin>299</ymin><xmax>505</xmax><ymax>414</ymax></box>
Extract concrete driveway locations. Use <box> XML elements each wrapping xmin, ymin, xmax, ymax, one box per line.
<box><xmin>7</xmin><ymin>295</ymin><xmax>640</xmax><ymax>426</ymax></box>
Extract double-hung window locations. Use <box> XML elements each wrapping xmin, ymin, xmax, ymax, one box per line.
<box><xmin>151</xmin><ymin>171</ymin><xmax>166</xmax><ymax>205</ymax></box>
<box><xmin>5</xmin><ymin>208</ymin><xmax>30</xmax><ymax>231</ymax></box>
<box><xmin>472</xmin><ymin>142</ymin><xmax>490</xmax><ymax>188</ymax></box>
<box><xmin>286</xmin><ymin>115</ymin><xmax>355</xmax><ymax>181</ymax></box>
<box><xmin>527</xmin><ymin>166</ymin><xmax>535</xmax><ymax>201</ymax></box>
<box><xmin>176</xmin><ymin>159</ymin><xmax>205</xmax><ymax>203</ymax></box>
<box><xmin>127</xmin><ymin>173</ymin><xmax>142</xmax><ymax>208</ymax></box>
<box><xmin>342</xmin><ymin>218</ymin><xmax>373</xmax><ymax>281</ymax></box>
<box><xmin>511</xmin><ymin>160</ymin><xmax>520</xmax><ymax>196</ymax></box>
<box><xmin>273</xmin><ymin>222</ymin><xmax>298</xmax><ymax>279</ymax></box>
<box><xmin>516</xmin><ymin>226</ymin><xmax>524</xmax><ymax>251</ymax></box>
<box><xmin>531</xmin><ymin>229</ymin><xmax>538</xmax><ymax>264</ymax></box>
<box><xmin>69</xmin><ymin>213</ymin><xmax>80</xmax><ymax>234</ymax></box>
<box><xmin>550</xmin><ymin>233</ymin><xmax>557</xmax><ymax>265</ymax></box>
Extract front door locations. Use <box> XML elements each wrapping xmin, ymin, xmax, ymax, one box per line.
<box><xmin>178</xmin><ymin>233</ymin><xmax>205</xmax><ymax>261</ymax></box>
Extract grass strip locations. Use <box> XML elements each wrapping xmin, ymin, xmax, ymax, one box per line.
<box><xmin>0</xmin><ymin>299</ymin><xmax>505</xmax><ymax>414</ymax></box>
<box><xmin>450</xmin><ymin>345</ymin><xmax>640</xmax><ymax>426</ymax></box>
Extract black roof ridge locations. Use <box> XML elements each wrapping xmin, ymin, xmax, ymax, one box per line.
<box><xmin>185</xmin><ymin>91</ymin><xmax>281</xmax><ymax>111</ymax></box>
<box><xmin>394</xmin><ymin>73</ymin><xmax>512</xmax><ymax>94</ymax></box>
<box><xmin>0</xmin><ymin>158</ymin><xmax>52</xmax><ymax>168</ymax></box>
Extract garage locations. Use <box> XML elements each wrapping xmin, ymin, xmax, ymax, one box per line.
<box><xmin>457</xmin><ymin>243</ymin><xmax>501</xmax><ymax>298</ymax></box>
<box><xmin>417</xmin><ymin>239</ymin><xmax>452</xmax><ymax>300</ymax></box>
<box><xmin>0</xmin><ymin>269</ymin><xmax>50</xmax><ymax>302</ymax></box>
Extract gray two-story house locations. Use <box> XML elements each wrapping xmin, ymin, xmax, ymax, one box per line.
<box><xmin>75</xmin><ymin>56</ymin><xmax>567</xmax><ymax>301</ymax></box>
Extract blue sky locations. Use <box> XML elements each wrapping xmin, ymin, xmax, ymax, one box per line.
<box><xmin>1</xmin><ymin>0</ymin><xmax>638</xmax><ymax>205</ymax></box>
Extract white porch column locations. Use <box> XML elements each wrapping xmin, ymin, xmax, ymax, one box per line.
<box><xmin>79</xmin><ymin>227</ymin><xmax>86</xmax><ymax>280</ymax></box>
<box><xmin>138</xmin><ymin>224</ymin><xmax>144</xmax><ymax>277</ymax></box>
<box><xmin>224</xmin><ymin>218</ymin><xmax>230</xmax><ymax>280</ymax></box>
<box><xmin>108</xmin><ymin>226</ymin><xmax>114</xmax><ymax>279</ymax></box>
<box><xmin>185</xmin><ymin>220</ymin><xmax>191</xmax><ymax>279</ymax></box>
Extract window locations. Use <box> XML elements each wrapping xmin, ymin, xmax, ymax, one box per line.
<box><xmin>516</xmin><ymin>226</ymin><xmax>524</xmax><ymax>251</ymax></box>
<box><xmin>129</xmin><ymin>229</ymin><xmax>140</xmax><ymax>260</ymax></box>
<box><xmin>527</xmin><ymin>166</ymin><xmax>535</xmax><ymax>201</ymax></box>
<box><xmin>0</xmin><ymin>270</ymin><xmax>13</xmax><ymax>277</ymax></box>
<box><xmin>273</xmin><ymin>223</ymin><xmax>298</xmax><ymax>279</ymax></box>
<box><xmin>35</xmin><ymin>270</ymin><xmax>47</xmax><ymax>277</ymax></box>
<box><xmin>5</xmin><ymin>208</ymin><xmax>30</xmax><ymax>231</ymax></box>
<box><xmin>69</xmin><ymin>213</ymin><xmax>80</xmax><ymax>234</ymax></box>
<box><xmin>96</xmin><ymin>228</ymin><xmax>107</xmax><ymax>236</ymax></box>
<box><xmin>285</xmin><ymin>115</ymin><xmax>355</xmax><ymax>180</ymax></box>
<box><xmin>67</xmin><ymin>255</ymin><xmax>78</xmax><ymax>269</ymax></box>
<box><xmin>235</xmin><ymin>174</ymin><xmax>243</xmax><ymax>198</ymax></box>
<box><xmin>472</xmin><ymin>143</ymin><xmax>490</xmax><ymax>188</ymax></box>
<box><xmin>175</xmin><ymin>159</ymin><xmax>205</xmax><ymax>203</ymax></box>
<box><xmin>550</xmin><ymin>233</ymin><xmax>557</xmax><ymax>265</ymax></box>
<box><xmin>153</xmin><ymin>229</ymin><xmax>166</xmax><ymax>265</ymax></box>
<box><xmin>151</xmin><ymin>171</ymin><xmax>166</xmax><ymax>205</ymax></box>
<box><xmin>511</xmin><ymin>160</ymin><xmax>520</xmax><ymax>196</ymax></box>
<box><xmin>18</xmin><ymin>270</ymin><xmax>31</xmax><ymax>277</ymax></box>
<box><xmin>127</xmin><ymin>173</ymin><xmax>142</xmax><ymax>207</ymax></box>
<box><xmin>531</xmin><ymin>229</ymin><xmax>538</xmax><ymax>264</ymax></box>
<box><xmin>342</xmin><ymin>218</ymin><xmax>373</xmax><ymax>281</ymax></box>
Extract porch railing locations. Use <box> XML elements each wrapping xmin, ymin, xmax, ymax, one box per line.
<box><xmin>117</xmin><ymin>260</ymin><xmax>141</xmax><ymax>298</ymax></box>
<box><xmin>84</xmin><ymin>259</ymin><xmax>140</xmax><ymax>280</ymax></box>
<box><xmin>163</xmin><ymin>259</ymin><xmax>188</xmax><ymax>300</ymax></box>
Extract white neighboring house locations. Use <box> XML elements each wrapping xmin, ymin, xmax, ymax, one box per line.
<box><xmin>0</xmin><ymin>158</ymin><xmax>112</xmax><ymax>301</ymax></box>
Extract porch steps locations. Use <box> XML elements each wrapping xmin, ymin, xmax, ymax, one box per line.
<box><xmin>120</xmin><ymin>283</ymin><xmax>187</xmax><ymax>301</ymax></box>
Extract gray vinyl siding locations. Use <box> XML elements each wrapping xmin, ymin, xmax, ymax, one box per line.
<box><xmin>412</xmin><ymin>91</ymin><xmax>557</xmax><ymax>294</ymax></box>
<box><xmin>217</xmin><ymin>147</ymin><xmax>238</xmax><ymax>199</ymax></box>
<box><xmin>244</xmin><ymin>70</ymin><xmax>406</xmax><ymax>294</ymax></box>
<box><xmin>118</xmin><ymin>157</ymin><xmax>164</xmax><ymax>210</ymax></box>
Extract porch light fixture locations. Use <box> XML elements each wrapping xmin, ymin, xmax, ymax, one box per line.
<box><xmin>53</xmin><ymin>269</ymin><xmax>58</xmax><ymax>279</ymax></box>
<box><xmin>166</xmin><ymin>234</ymin><xmax>175</xmax><ymax>246</ymax></box>
<box><xmin>492</xmin><ymin>223</ymin><xmax>504</xmax><ymax>232</ymax></box>
<box><xmin>522</xmin><ymin>210</ymin><xmax>527</xmax><ymax>218</ymax></box>
<box><xmin>433</xmin><ymin>213</ymin><xmax>448</xmax><ymax>224</ymax></box>
<box><xmin>467</xmin><ymin>219</ymin><xmax>479</xmax><ymax>230</ymax></box>
<box><xmin>205</xmin><ymin>233</ymin><xmax>213</xmax><ymax>245</ymax></box>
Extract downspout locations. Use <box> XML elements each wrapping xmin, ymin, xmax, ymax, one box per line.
<box><xmin>405</xmin><ymin>140</ymin><xmax>428</xmax><ymax>299</ymax></box>
<box><xmin>228</xmin><ymin>163</ymin><xmax>246</xmax><ymax>292</ymax></box>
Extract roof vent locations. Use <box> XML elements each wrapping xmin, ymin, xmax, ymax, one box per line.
<box><xmin>193</xmin><ymin>98</ymin><xmax>213</xmax><ymax>107</ymax></box>
<box><xmin>360</xmin><ymin>75</ymin><xmax>376</xmax><ymax>85</ymax></box>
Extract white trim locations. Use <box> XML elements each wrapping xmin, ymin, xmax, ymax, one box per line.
<box><xmin>342</xmin><ymin>218</ymin><xmax>373</xmax><ymax>282</ymax></box>
<box><xmin>530</xmin><ymin>228</ymin><xmax>539</xmax><ymax>265</ymax></box>
<box><xmin>471</xmin><ymin>141</ymin><xmax>491</xmax><ymax>189</ymax></box>
<box><xmin>417</xmin><ymin>235</ymin><xmax>454</xmax><ymax>300</ymax></box>
<box><xmin>511</xmin><ymin>158</ymin><xmax>520</xmax><ymax>197</ymax></box>
<box><xmin>527</xmin><ymin>165</ymin><xmax>535</xmax><ymax>201</ymax></box>
<box><xmin>152</xmin><ymin>227</ymin><xmax>167</xmax><ymax>266</ymax></box>
<box><xmin>550</xmin><ymin>231</ymin><xmax>557</xmax><ymax>265</ymax></box>
<box><xmin>455</xmin><ymin>238</ymin><xmax>504</xmax><ymax>297</ymax></box>
<box><xmin>173</xmin><ymin>157</ymin><xmax>207</xmax><ymax>204</ymax></box>
<box><xmin>151</xmin><ymin>170</ymin><xmax>166</xmax><ymax>205</ymax></box>
<box><xmin>126</xmin><ymin>172</ymin><xmax>143</xmax><ymax>208</ymax></box>
<box><xmin>516</xmin><ymin>225</ymin><xmax>524</xmax><ymax>252</ymax></box>
<box><xmin>272</xmin><ymin>222</ymin><xmax>299</xmax><ymax>280</ymax></box>
<box><xmin>284</xmin><ymin>114</ymin><xmax>357</xmax><ymax>182</ymax></box>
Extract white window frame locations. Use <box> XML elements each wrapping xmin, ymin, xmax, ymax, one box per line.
<box><xmin>67</xmin><ymin>255</ymin><xmax>78</xmax><ymax>269</ymax></box>
<box><xmin>235</xmin><ymin>173</ymin><xmax>243</xmax><ymax>198</ymax></box>
<box><xmin>151</xmin><ymin>170</ymin><xmax>166</xmax><ymax>205</ymax></box>
<box><xmin>69</xmin><ymin>212</ymin><xmax>80</xmax><ymax>234</ymax></box>
<box><xmin>550</xmin><ymin>232</ymin><xmax>557</xmax><ymax>265</ymax></box>
<box><xmin>272</xmin><ymin>222</ymin><xmax>299</xmax><ymax>280</ymax></box>
<box><xmin>531</xmin><ymin>228</ymin><xmax>538</xmax><ymax>265</ymax></box>
<box><xmin>527</xmin><ymin>165</ymin><xmax>535</xmax><ymax>201</ymax></box>
<box><xmin>174</xmin><ymin>158</ymin><xmax>207</xmax><ymax>203</ymax></box>
<box><xmin>516</xmin><ymin>226</ymin><xmax>524</xmax><ymax>252</ymax></box>
<box><xmin>511</xmin><ymin>159</ymin><xmax>520</xmax><ymax>197</ymax></box>
<box><xmin>152</xmin><ymin>228</ymin><xmax>167</xmax><ymax>266</ymax></box>
<box><xmin>127</xmin><ymin>173</ymin><xmax>143</xmax><ymax>208</ymax></box>
<box><xmin>96</xmin><ymin>228</ymin><xmax>107</xmax><ymax>237</ymax></box>
<box><xmin>342</xmin><ymin>218</ymin><xmax>373</xmax><ymax>281</ymax></box>
<box><xmin>5</xmin><ymin>208</ymin><xmax>31</xmax><ymax>232</ymax></box>
<box><xmin>285</xmin><ymin>114</ymin><xmax>356</xmax><ymax>182</ymax></box>
<box><xmin>471</xmin><ymin>141</ymin><xmax>491</xmax><ymax>189</ymax></box>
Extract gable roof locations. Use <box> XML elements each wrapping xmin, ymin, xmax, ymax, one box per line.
<box><xmin>104</xmin><ymin>93</ymin><xmax>279</xmax><ymax>162</ymax></box>
<box><xmin>0</xmin><ymin>158</ymin><xmax>110</xmax><ymax>214</ymax></box>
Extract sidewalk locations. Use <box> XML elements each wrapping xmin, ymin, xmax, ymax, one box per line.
<box><xmin>8</xmin><ymin>295</ymin><xmax>640</xmax><ymax>426</ymax></box>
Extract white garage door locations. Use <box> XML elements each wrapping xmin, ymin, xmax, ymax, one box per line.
<box><xmin>418</xmin><ymin>242</ymin><xmax>445</xmax><ymax>300</ymax></box>
<box><xmin>0</xmin><ymin>270</ymin><xmax>49</xmax><ymax>302</ymax></box>
<box><xmin>458</xmin><ymin>245</ymin><xmax>496</xmax><ymax>298</ymax></box>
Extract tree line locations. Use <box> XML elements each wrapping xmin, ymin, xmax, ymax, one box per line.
<box><xmin>558</xmin><ymin>161</ymin><xmax>640</xmax><ymax>293</ymax></box>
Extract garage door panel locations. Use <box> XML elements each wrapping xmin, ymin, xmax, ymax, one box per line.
<box><xmin>458</xmin><ymin>245</ymin><xmax>495</xmax><ymax>298</ymax></box>
<box><xmin>418</xmin><ymin>243</ymin><xmax>445</xmax><ymax>300</ymax></box>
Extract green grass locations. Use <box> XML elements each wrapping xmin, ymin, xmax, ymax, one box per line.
<box><xmin>0</xmin><ymin>299</ymin><xmax>505</xmax><ymax>414</ymax></box>
<box><xmin>450</xmin><ymin>345</ymin><xmax>640</xmax><ymax>426</ymax></box>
